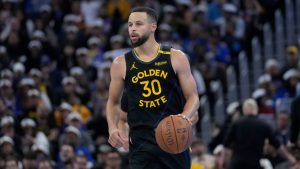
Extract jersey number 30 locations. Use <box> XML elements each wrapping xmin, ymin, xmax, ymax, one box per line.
<box><xmin>140</xmin><ymin>79</ymin><xmax>162</xmax><ymax>97</ymax></box>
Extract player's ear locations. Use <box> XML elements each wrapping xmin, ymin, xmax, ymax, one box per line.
<box><xmin>151</xmin><ymin>23</ymin><xmax>157</xmax><ymax>33</ymax></box>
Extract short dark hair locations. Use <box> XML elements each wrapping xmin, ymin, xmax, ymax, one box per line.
<box><xmin>130</xmin><ymin>7</ymin><xmax>158</xmax><ymax>23</ymax></box>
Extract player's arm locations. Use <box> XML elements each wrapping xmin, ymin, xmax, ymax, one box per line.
<box><xmin>118</xmin><ymin>110</ymin><xmax>128</xmax><ymax>134</ymax></box>
<box><xmin>106</xmin><ymin>56</ymin><xmax>126</xmax><ymax>148</ymax></box>
<box><xmin>118</xmin><ymin>110</ymin><xmax>129</xmax><ymax>150</ymax></box>
<box><xmin>190</xmin><ymin>111</ymin><xmax>199</xmax><ymax>125</ymax></box>
<box><xmin>171</xmin><ymin>49</ymin><xmax>200</xmax><ymax>124</ymax></box>
<box><xmin>119</xmin><ymin>91</ymin><xmax>129</xmax><ymax>136</ymax></box>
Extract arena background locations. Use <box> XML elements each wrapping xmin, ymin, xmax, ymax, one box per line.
<box><xmin>0</xmin><ymin>0</ymin><xmax>299</xmax><ymax>169</ymax></box>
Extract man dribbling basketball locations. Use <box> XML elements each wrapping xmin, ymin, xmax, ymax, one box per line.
<box><xmin>106</xmin><ymin>6</ymin><xmax>200</xmax><ymax>169</ymax></box>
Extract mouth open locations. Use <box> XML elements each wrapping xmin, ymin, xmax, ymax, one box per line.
<box><xmin>130</xmin><ymin>33</ymin><xmax>139</xmax><ymax>38</ymax></box>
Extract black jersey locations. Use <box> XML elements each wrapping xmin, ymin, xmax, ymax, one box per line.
<box><xmin>124</xmin><ymin>44</ymin><xmax>185</xmax><ymax>130</ymax></box>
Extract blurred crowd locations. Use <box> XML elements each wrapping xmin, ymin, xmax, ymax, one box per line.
<box><xmin>0</xmin><ymin>0</ymin><xmax>300</xmax><ymax>169</ymax></box>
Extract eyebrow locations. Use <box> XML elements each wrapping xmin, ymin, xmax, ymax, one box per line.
<box><xmin>128</xmin><ymin>20</ymin><xmax>145</xmax><ymax>24</ymax></box>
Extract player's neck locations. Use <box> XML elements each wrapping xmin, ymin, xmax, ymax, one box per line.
<box><xmin>134</xmin><ymin>38</ymin><xmax>159</xmax><ymax>60</ymax></box>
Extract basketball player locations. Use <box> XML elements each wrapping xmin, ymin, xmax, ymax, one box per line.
<box><xmin>106</xmin><ymin>6</ymin><xmax>200</xmax><ymax>169</ymax></box>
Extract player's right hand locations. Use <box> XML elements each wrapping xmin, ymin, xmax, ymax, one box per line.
<box><xmin>108</xmin><ymin>129</ymin><xmax>126</xmax><ymax>149</ymax></box>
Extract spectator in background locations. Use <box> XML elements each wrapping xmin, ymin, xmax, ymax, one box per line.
<box><xmin>32</xmin><ymin>144</ymin><xmax>50</xmax><ymax>160</ymax></box>
<box><xmin>217</xmin><ymin>3</ymin><xmax>245</xmax><ymax>40</ymax></box>
<box><xmin>80</xmin><ymin>0</ymin><xmax>102</xmax><ymax>27</ymax></box>
<box><xmin>263</xmin><ymin>141</ymin><xmax>285</xmax><ymax>168</ymax></box>
<box><xmin>87</xmin><ymin>36</ymin><xmax>105</xmax><ymax>68</ymax></box>
<box><xmin>3</xmin><ymin>17</ymin><xmax>28</xmax><ymax>61</ymax></box>
<box><xmin>31</xmin><ymin>29</ymin><xmax>57</xmax><ymax>62</ymax></box>
<box><xmin>60</xmin><ymin>76</ymin><xmax>77</xmax><ymax>98</ymax></box>
<box><xmin>17</xmin><ymin>78</ymin><xmax>35</xmax><ymax>116</ymax></box>
<box><xmin>274</xmin><ymin>147</ymin><xmax>300</xmax><ymax>169</ymax></box>
<box><xmin>35</xmin><ymin>103</ymin><xmax>57</xmax><ymax>148</ymax></box>
<box><xmin>102</xmin><ymin>149</ymin><xmax>122</xmax><ymax>169</ymax></box>
<box><xmin>157</xmin><ymin>23</ymin><xmax>173</xmax><ymax>44</ymax></box>
<box><xmin>58</xmin><ymin>40</ymin><xmax>77</xmax><ymax>73</ymax></box>
<box><xmin>97</xmin><ymin>62</ymin><xmax>111</xmax><ymax>90</ymax></box>
<box><xmin>29</xmin><ymin>68</ymin><xmax>52</xmax><ymax>111</ymax></box>
<box><xmin>75</xmin><ymin>47</ymin><xmax>98</xmax><ymax>82</ymax></box>
<box><xmin>22</xmin><ymin>89</ymin><xmax>44</xmax><ymax>119</ymax></box>
<box><xmin>1</xmin><ymin>69</ymin><xmax>14</xmax><ymax>82</ymax></box>
<box><xmin>265</xmin><ymin>59</ymin><xmax>282</xmax><ymax>92</ymax></box>
<box><xmin>73</xmin><ymin>153</ymin><xmax>89</xmax><ymax>169</ymax></box>
<box><xmin>193</xmin><ymin>4</ymin><xmax>209</xmax><ymax>29</ymax></box>
<box><xmin>59</xmin><ymin>126</ymin><xmax>81</xmax><ymax>151</ymax></box>
<box><xmin>20</xmin><ymin>118</ymin><xmax>49</xmax><ymax>156</ymax></box>
<box><xmin>25</xmin><ymin>40</ymin><xmax>45</xmax><ymax>71</ymax></box>
<box><xmin>282</xmin><ymin>46</ymin><xmax>299</xmax><ymax>74</ymax></box>
<box><xmin>105</xmin><ymin>0</ymin><xmax>131</xmax><ymax>33</ymax></box>
<box><xmin>252</xmin><ymin>88</ymin><xmax>275</xmax><ymax>127</ymax></box>
<box><xmin>257</xmin><ymin>74</ymin><xmax>276</xmax><ymax>98</ymax></box>
<box><xmin>70</xmin><ymin>66</ymin><xmax>91</xmax><ymax>104</ymax></box>
<box><xmin>66</xmin><ymin>93</ymin><xmax>92</xmax><ymax>124</ymax></box>
<box><xmin>12</xmin><ymin>62</ymin><xmax>26</xmax><ymax>86</ymax></box>
<box><xmin>103</xmin><ymin>34</ymin><xmax>130</xmax><ymax>60</ymax></box>
<box><xmin>221</xmin><ymin>99</ymin><xmax>296</xmax><ymax>169</ymax></box>
<box><xmin>0</xmin><ymin>99</ymin><xmax>12</xmax><ymax>120</ymax></box>
<box><xmin>37</xmin><ymin>158</ymin><xmax>54</xmax><ymax>169</ymax></box>
<box><xmin>290</xmin><ymin>95</ymin><xmax>300</xmax><ymax>146</ymax></box>
<box><xmin>275</xmin><ymin>69</ymin><xmax>300</xmax><ymax>100</ymax></box>
<box><xmin>87</xmin><ymin>99</ymin><xmax>109</xmax><ymax>144</ymax></box>
<box><xmin>57</xmin><ymin>144</ymin><xmax>75</xmax><ymax>169</ymax></box>
<box><xmin>213</xmin><ymin>145</ymin><xmax>224</xmax><ymax>169</ymax></box>
<box><xmin>275</xmin><ymin>113</ymin><xmax>290</xmax><ymax>145</ymax></box>
<box><xmin>59</xmin><ymin>126</ymin><xmax>93</xmax><ymax>164</ymax></box>
<box><xmin>93</xmin><ymin>143</ymin><xmax>113</xmax><ymax>169</ymax></box>
<box><xmin>0</xmin><ymin>116</ymin><xmax>22</xmax><ymax>155</ymax></box>
<box><xmin>22</xmin><ymin>152</ymin><xmax>37</xmax><ymax>169</ymax></box>
<box><xmin>0</xmin><ymin>46</ymin><xmax>10</xmax><ymax>69</ymax></box>
<box><xmin>0</xmin><ymin>79</ymin><xmax>16</xmax><ymax>116</ymax></box>
<box><xmin>182</xmin><ymin>22</ymin><xmax>207</xmax><ymax>62</ymax></box>
<box><xmin>191</xmin><ymin>138</ymin><xmax>215</xmax><ymax>169</ymax></box>
<box><xmin>0</xmin><ymin>156</ymin><xmax>5</xmax><ymax>169</ymax></box>
<box><xmin>53</xmin><ymin>102</ymin><xmax>73</xmax><ymax>131</ymax></box>
<box><xmin>66</xmin><ymin>112</ymin><xmax>94</xmax><ymax>152</ymax></box>
<box><xmin>0</xmin><ymin>0</ymin><xmax>298</xmax><ymax>168</ymax></box>
<box><xmin>88</xmin><ymin>18</ymin><xmax>107</xmax><ymax>43</ymax></box>
<box><xmin>4</xmin><ymin>155</ymin><xmax>20</xmax><ymax>169</ymax></box>
<box><xmin>205</xmin><ymin>27</ymin><xmax>231</xmax><ymax>88</ymax></box>
<box><xmin>161</xmin><ymin>5</ymin><xmax>177</xmax><ymax>28</ymax></box>
<box><xmin>209</xmin><ymin>101</ymin><xmax>242</xmax><ymax>152</ymax></box>
<box><xmin>90</xmin><ymin>78</ymin><xmax>109</xmax><ymax>115</ymax></box>
<box><xmin>0</xmin><ymin>136</ymin><xmax>16</xmax><ymax>157</ymax></box>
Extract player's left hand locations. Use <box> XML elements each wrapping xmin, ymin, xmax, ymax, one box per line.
<box><xmin>120</xmin><ymin>133</ymin><xmax>129</xmax><ymax>151</ymax></box>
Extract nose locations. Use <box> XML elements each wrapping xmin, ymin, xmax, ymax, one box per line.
<box><xmin>130</xmin><ymin>27</ymin><xmax>136</xmax><ymax>33</ymax></box>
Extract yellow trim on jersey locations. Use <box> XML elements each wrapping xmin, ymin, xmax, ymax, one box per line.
<box><xmin>133</xmin><ymin>44</ymin><xmax>160</xmax><ymax>62</ymax></box>
<box><xmin>158</xmin><ymin>50</ymin><xmax>171</xmax><ymax>55</ymax></box>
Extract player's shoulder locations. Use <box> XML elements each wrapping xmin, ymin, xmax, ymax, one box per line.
<box><xmin>111</xmin><ymin>55</ymin><xmax>126</xmax><ymax>75</ymax></box>
<box><xmin>112</xmin><ymin>55</ymin><xmax>126</xmax><ymax>65</ymax></box>
<box><xmin>170</xmin><ymin>48</ymin><xmax>185</xmax><ymax>56</ymax></box>
<box><xmin>170</xmin><ymin>48</ymin><xmax>188</xmax><ymax>62</ymax></box>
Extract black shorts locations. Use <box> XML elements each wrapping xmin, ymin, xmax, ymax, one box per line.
<box><xmin>129</xmin><ymin>128</ymin><xmax>191</xmax><ymax>169</ymax></box>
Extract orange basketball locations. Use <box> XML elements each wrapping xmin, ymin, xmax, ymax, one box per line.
<box><xmin>155</xmin><ymin>115</ymin><xmax>193</xmax><ymax>154</ymax></box>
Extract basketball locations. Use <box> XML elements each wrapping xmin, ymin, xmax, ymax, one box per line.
<box><xmin>155</xmin><ymin>115</ymin><xmax>193</xmax><ymax>154</ymax></box>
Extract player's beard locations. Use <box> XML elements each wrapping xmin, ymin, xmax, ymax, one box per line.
<box><xmin>131</xmin><ymin>33</ymin><xmax>150</xmax><ymax>47</ymax></box>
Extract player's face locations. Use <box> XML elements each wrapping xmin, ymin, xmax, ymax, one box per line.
<box><xmin>128</xmin><ymin>12</ymin><xmax>155</xmax><ymax>47</ymax></box>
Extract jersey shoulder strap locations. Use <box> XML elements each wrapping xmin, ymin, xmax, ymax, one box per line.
<box><xmin>124</xmin><ymin>50</ymin><xmax>133</xmax><ymax>72</ymax></box>
<box><xmin>158</xmin><ymin>44</ymin><xmax>172</xmax><ymax>55</ymax></box>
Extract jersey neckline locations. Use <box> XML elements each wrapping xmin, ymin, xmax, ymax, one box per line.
<box><xmin>132</xmin><ymin>44</ymin><xmax>161</xmax><ymax>63</ymax></box>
